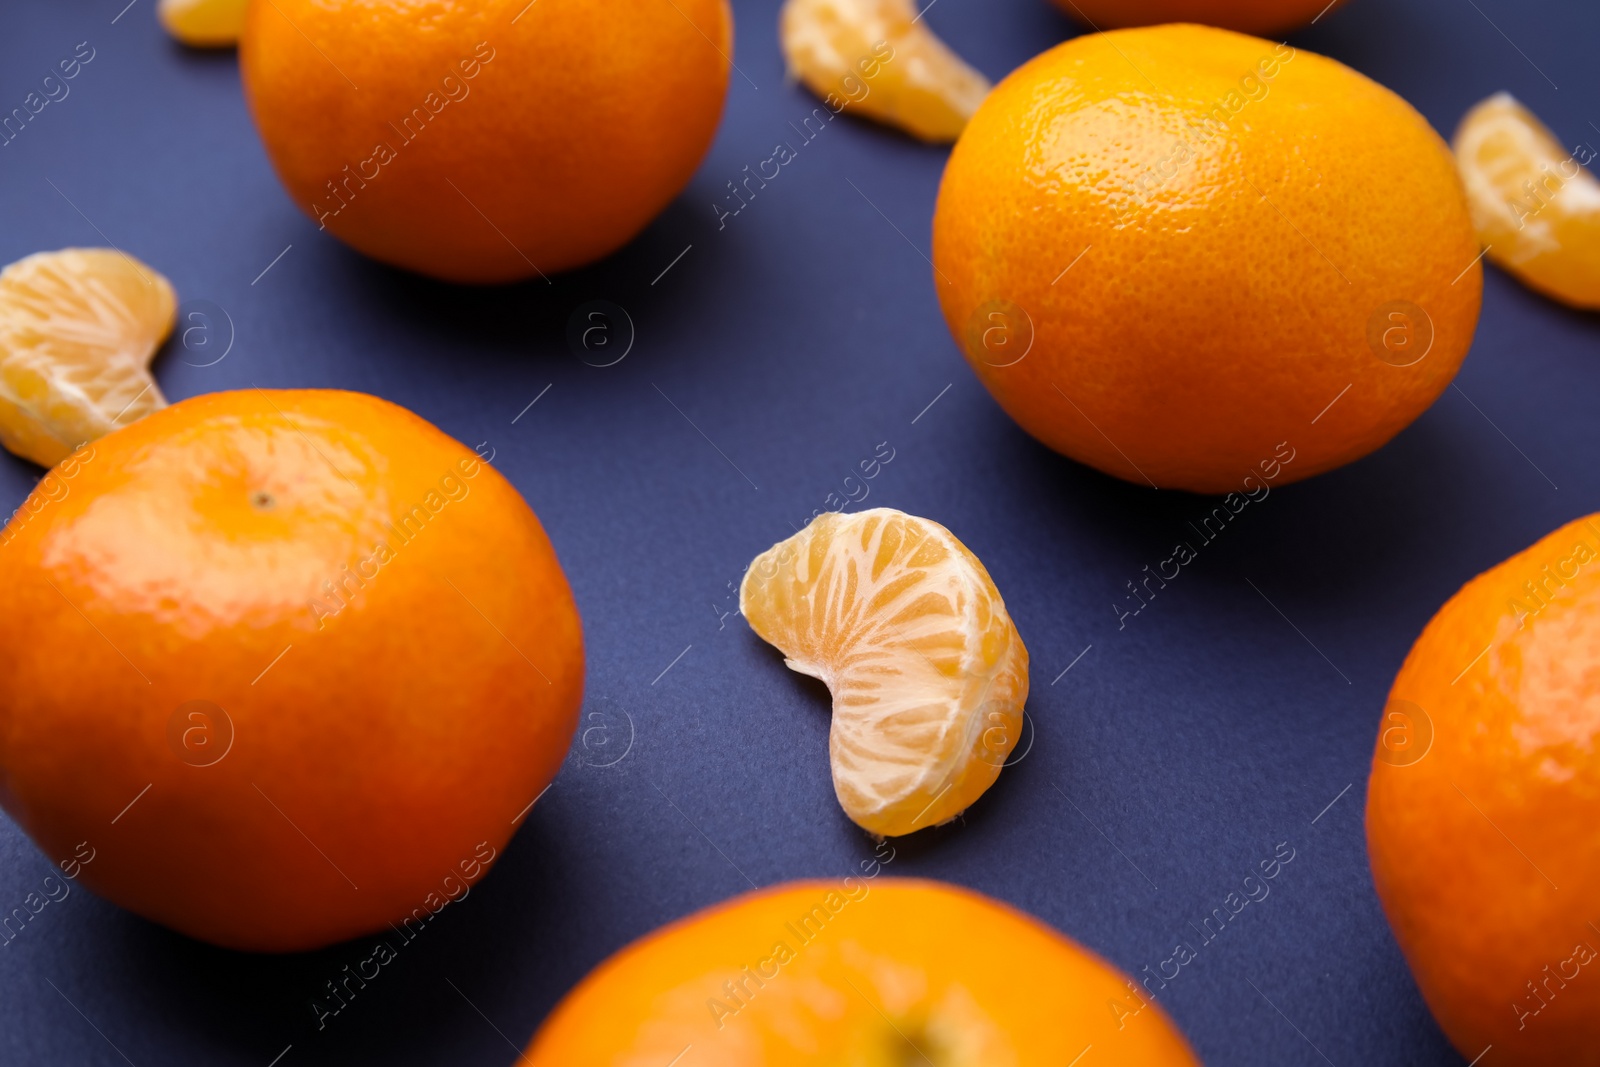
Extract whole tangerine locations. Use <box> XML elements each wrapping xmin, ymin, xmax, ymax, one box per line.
<box><xmin>0</xmin><ymin>389</ymin><xmax>583</xmax><ymax>951</ymax></box>
<box><xmin>1367</xmin><ymin>513</ymin><xmax>1600</xmax><ymax>1062</ymax></box>
<box><xmin>523</xmin><ymin>878</ymin><xmax>1201</xmax><ymax>1064</ymax></box>
<box><xmin>931</xmin><ymin>25</ymin><xmax>1481</xmax><ymax>494</ymax></box>
<box><xmin>240</xmin><ymin>0</ymin><xmax>733</xmax><ymax>283</ymax></box>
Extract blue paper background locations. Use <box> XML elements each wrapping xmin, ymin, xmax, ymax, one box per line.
<box><xmin>1</xmin><ymin>0</ymin><xmax>1597</xmax><ymax>1063</ymax></box>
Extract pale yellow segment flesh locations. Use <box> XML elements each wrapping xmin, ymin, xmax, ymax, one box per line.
<box><xmin>158</xmin><ymin>0</ymin><xmax>249</xmax><ymax>47</ymax></box>
<box><xmin>1453</xmin><ymin>92</ymin><xmax>1600</xmax><ymax>308</ymax></box>
<box><xmin>779</xmin><ymin>0</ymin><xmax>992</xmax><ymax>143</ymax></box>
<box><xmin>0</xmin><ymin>249</ymin><xmax>175</xmax><ymax>468</ymax></box>
<box><xmin>740</xmin><ymin>509</ymin><xmax>1029</xmax><ymax>837</ymax></box>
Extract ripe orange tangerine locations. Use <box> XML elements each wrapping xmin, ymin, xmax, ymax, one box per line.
<box><xmin>0</xmin><ymin>389</ymin><xmax>583</xmax><ymax>951</ymax></box>
<box><xmin>932</xmin><ymin>25</ymin><xmax>1481</xmax><ymax>493</ymax></box>
<box><xmin>1367</xmin><ymin>513</ymin><xmax>1600</xmax><ymax>1062</ymax></box>
<box><xmin>523</xmin><ymin>879</ymin><xmax>1202</xmax><ymax>1064</ymax></box>
<box><xmin>240</xmin><ymin>0</ymin><xmax>733</xmax><ymax>283</ymax></box>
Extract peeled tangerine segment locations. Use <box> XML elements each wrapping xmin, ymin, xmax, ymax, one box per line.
<box><xmin>0</xmin><ymin>249</ymin><xmax>174</xmax><ymax>467</ymax></box>
<box><xmin>158</xmin><ymin>0</ymin><xmax>249</xmax><ymax>47</ymax></box>
<box><xmin>779</xmin><ymin>0</ymin><xmax>992</xmax><ymax>143</ymax></box>
<box><xmin>1453</xmin><ymin>92</ymin><xmax>1600</xmax><ymax>308</ymax></box>
<box><xmin>740</xmin><ymin>508</ymin><xmax>1028</xmax><ymax>836</ymax></box>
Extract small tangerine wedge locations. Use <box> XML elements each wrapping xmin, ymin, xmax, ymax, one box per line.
<box><xmin>1454</xmin><ymin>92</ymin><xmax>1600</xmax><ymax>309</ymax></box>
<box><xmin>522</xmin><ymin>879</ymin><xmax>1202</xmax><ymax>1065</ymax></box>
<box><xmin>1368</xmin><ymin>512</ymin><xmax>1600</xmax><ymax>1062</ymax></box>
<box><xmin>0</xmin><ymin>248</ymin><xmax>174</xmax><ymax>469</ymax></box>
<box><xmin>241</xmin><ymin>0</ymin><xmax>733</xmax><ymax>283</ymax></box>
<box><xmin>158</xmin><ymin>0</ymin><xmax>248</xmax><ymax>47</ymax></box>
<box><xmin>740</xmin><ymin>508</ymin><xmax>1028</xmax><ymax>836</ymax></box>
<box><xmin>780</xmin><ymin>0</ymin><xmax>991</xmax><ymax>143</ymax></box>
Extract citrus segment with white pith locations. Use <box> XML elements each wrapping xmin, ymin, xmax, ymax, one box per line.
<box><xmin>1453</xmin><ymin>92</ymin><xmax>1600</xmax><ymax>308</ymax></box>
<box><xmin>0</xmin><ymin>248</ymin><xmax>174</xmax><ymax>468</ymax></box>
<box><xmin>740</xmin><ymin>508</ymin><xmax>1028</xmax><ymax>836</ymax></box>
<box><xmin>779</xmin><ymin>0</ymin><xmax>991</xmax><ymax>143</ymax></box>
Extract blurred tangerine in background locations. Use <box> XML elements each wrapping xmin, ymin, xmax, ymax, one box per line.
<box><xmin>0</xmin><ymin>389</ymin><xmax>584</xmax><ymax>951</ymax></box>
<box><xmin>1368</xmin><ymin>513</ymin><xmax>1600</xmax><ymax>1063</ymax></box>
<box><xmin>240</xmin><ymin>0</ymin><xmax>733</xmax><ymax>283</ymax></box>
<box><xmin>1453</xmin><ymin>92</ymin><xmax>1600</xmax><ymax>310</ymax></box>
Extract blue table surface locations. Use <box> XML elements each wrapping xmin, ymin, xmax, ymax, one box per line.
<box><xmin>2</xmin><ymin>0</ymin><xmax>1598</xmax><ymax>1064</ymax></box>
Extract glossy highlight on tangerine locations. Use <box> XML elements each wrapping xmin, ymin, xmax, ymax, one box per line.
<box><xmin>0</xmin><ymin>248</ymin><xmax>174</xmax><ymax>468</ymax></box>
<box><xmin>932</xmin><ymin>25</ymin><xmax>1482</xmax><ymax>493</ymax></box>
<box><xmin>0</xmin><ymin>389</ymin><xmax>584</xmax><ymax>951</ymax></box>
<box><xmin>1367</xmin><ymin>513</ymin><xmax>1600</xmax><ymax>1062</ymax></box>
<box><xmin>523</xmin><ymin>878</ymin><xmax>1202</xmax><ymax>1065</ymax></box>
